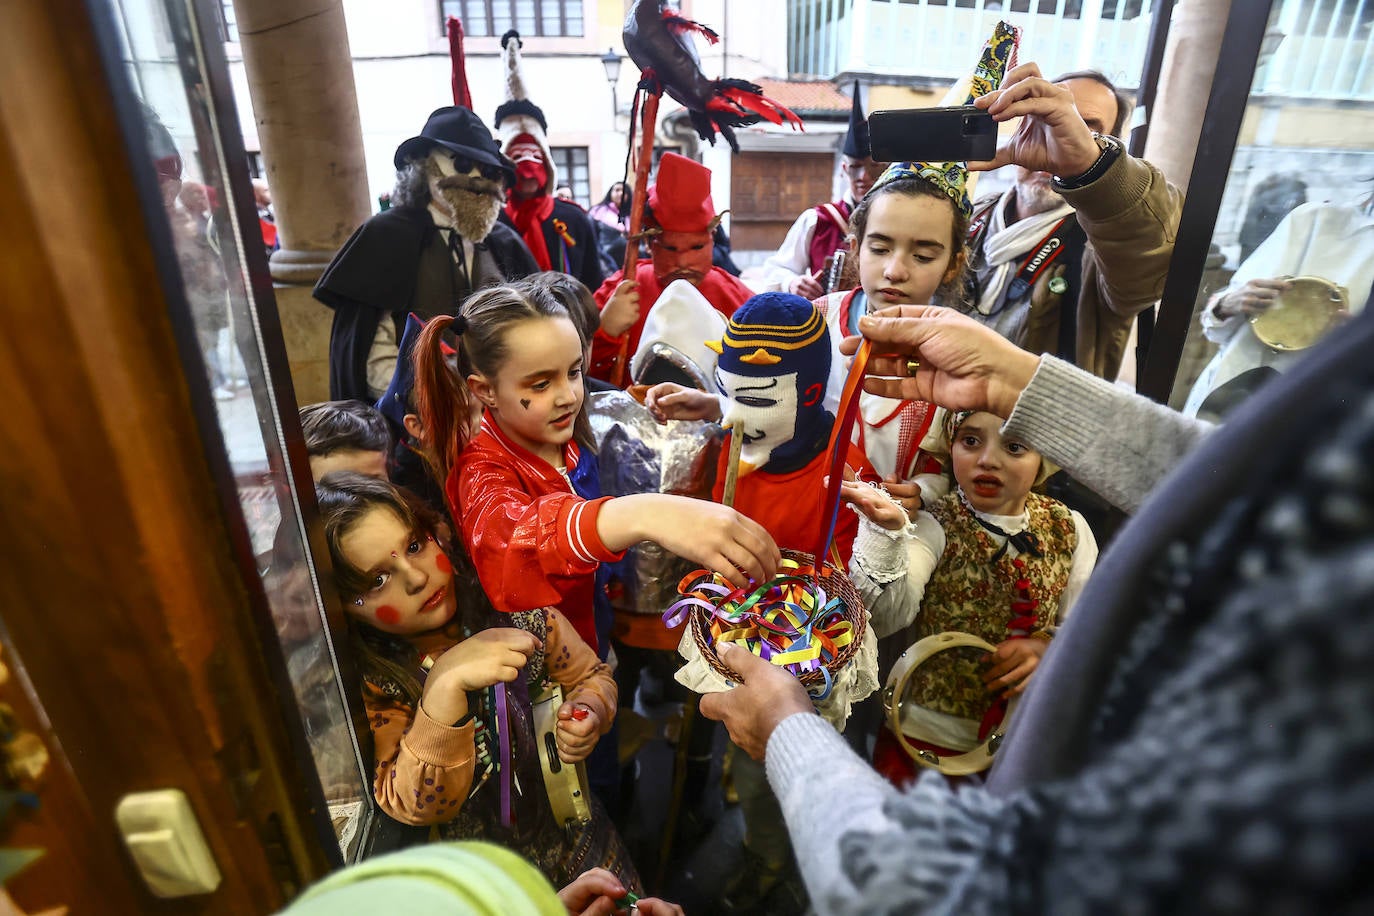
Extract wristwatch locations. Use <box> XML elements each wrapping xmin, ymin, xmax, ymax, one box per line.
<box><xmin>1052</xmin><ymin>132</ymin><xmax>1123</xmax><ymax>191</ymax></box>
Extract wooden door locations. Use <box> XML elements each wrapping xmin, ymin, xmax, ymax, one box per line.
<box><xmin>0</xmin><ymin>1</ymin><xmax>336</xmax><ymax>911</ymax></box>
<box><xmin>729</xmin><ymin>151</ymin><xmax>836</xmax><ymax>252</ymax></box>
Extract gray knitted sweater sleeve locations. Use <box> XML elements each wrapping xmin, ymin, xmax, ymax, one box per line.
<box><xmin>764</xmin><ymin>360</ymin><xmax>1217</xmax><ymax>914</ymax></box>
<box><xmin>766</xmin><ymin>713</ymin><xmax>1007</xmax><ymax>915</ymax></box>
<box><xmin>1003</xmin><ymin>355</ymin><xmax>1211</xmax><ymax>514</ymax></box>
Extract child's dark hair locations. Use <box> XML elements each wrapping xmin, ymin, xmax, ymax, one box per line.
<box><xmin>413</xmin><ymin>284</ymin><xmax>592</xmax><ymax>485</ymax></box>
<box><xmin>849</xmin><ymin>178</ymin><xmax>970</xmax><ymax>303</ymax></box>
<box><xmin>316</xmin><ymin>471</ymin><xmax>477</xmax><ymax>705</ymax></box>
<box><xmin>525</xmin><ymin>272</ymin><xmax>599</xmax><ymax>352</ymax></box>
<box><xmin>300</xmin><ymin>400</ymin><xmax>392</xmax><ymax>457</ymax></box>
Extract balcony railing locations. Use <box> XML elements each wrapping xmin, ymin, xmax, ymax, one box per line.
<box><xmin>788</xmin><ymin>0</ymin><xmax>1156</xmax><ymax>89</ymax></box>
<box><xmin>1256</xmin><ymin>0</ymin><xmax>1374</xmax><ymax>99</ymax></box>
<box><xmin>789</xmin><ymin>0</ymin><xmax>1374</xmax><ymax>101</ymax></box>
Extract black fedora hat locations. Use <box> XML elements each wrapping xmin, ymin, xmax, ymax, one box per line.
<box><xmin>393</xmin><ymin>106</ymin><xmax>516</xmax><ymax>183</ymax></box>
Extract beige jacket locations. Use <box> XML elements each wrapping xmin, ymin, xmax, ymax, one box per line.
<box><xmin>974</xmin><ymin>152</ymin><xmax>1183</xmax><ymax>380</ymax></box>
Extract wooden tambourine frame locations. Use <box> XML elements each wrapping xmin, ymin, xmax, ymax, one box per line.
<box><xmin>531</xmin><ymin>682</ymin><xmax>592</xmax><ymax>827</ymax></box>
<box><xmin>882</xmin><ymin>631</ymin><xmax>1006</xmax><ymax>776</ymax></box>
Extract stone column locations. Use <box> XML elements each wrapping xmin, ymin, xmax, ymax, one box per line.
<box><xmin>1142</xmin><ymin>0</ymin><xmax>1234</xmax><ymax>193</ymax></box>
<box><xmin>1140</xmin><ymin>0</ymin><xmax>1235</xmax><ymax>399</ymax></box>
<box><xmin>233</xmin><ymin>0</ymin><xmax>372</xmax><ymax>404</ymax></box>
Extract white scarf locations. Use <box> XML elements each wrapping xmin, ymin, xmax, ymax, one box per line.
<box><xmin>976</xmin><ymin>193</ymin><xmax>1074</xmax><ymax>315</ymax></box>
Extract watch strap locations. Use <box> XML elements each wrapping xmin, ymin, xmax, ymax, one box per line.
<box><xmin>1052</xmin><ymin>132</ymin><xmax>1123</xmax><ymax>191</ymax></box>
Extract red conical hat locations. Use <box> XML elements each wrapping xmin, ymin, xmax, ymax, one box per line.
<box><xmin>647</xmin><ymin>152</ymin><xmax>715</xmax><ymax>233</ymax></box>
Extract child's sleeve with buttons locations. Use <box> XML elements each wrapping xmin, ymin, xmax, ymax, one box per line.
<box><xmin>364</xmin><ymin>683</ymin><xmax>476</xmax><ymax>825</ymax></box>
<box><xmin>543</xmin><ymin>607</ymin><xmax>617</xmax><ymax>734</ymax></box>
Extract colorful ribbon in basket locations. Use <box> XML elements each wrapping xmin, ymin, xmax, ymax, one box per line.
<box><xmin>664</xmin><ymin>557</ymin><xmax>855</xmax><ymax>700</ymax></box>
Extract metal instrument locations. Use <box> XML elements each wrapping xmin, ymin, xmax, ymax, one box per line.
<box><xmin>823</xmin><ymin>250</ymin><xmax>847</xmax><ymax>295</ymax></box>
<box><xmin>1250</xmin><ymin>275</ymin><xmax>1348</xmax><ymax>351</ymax></box>
<box><xmin>530</xmin><ymin>682</ymin><xmax>592</xmax><ymax>827</ymax></box>
<box><xmin>882</xmin><ymin>631</ymin><xmax>1006</xmax><ymax>776</ymax></box>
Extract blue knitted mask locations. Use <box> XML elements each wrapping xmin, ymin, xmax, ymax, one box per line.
<box><xmin>707</xmin><ymin>292</ymin><xmax>833</xmax><ymax>475</ymax></box>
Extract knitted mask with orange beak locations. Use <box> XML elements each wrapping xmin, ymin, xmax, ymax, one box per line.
<box><xmin>707</xmin><ymin>292</ymin><xmax>834</xmax><ymax>476</ymax></box>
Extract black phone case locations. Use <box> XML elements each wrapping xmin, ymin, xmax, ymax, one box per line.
<box><xmin>868</xmin><ymin>106</ymin><xmax>997</xmax><ymax>163</ymax></box>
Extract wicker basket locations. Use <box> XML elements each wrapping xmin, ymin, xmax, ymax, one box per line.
<box><xmin>687</xmin><ymin>549</ymin><xmax>867</xmax><ymax>691</ymax></box>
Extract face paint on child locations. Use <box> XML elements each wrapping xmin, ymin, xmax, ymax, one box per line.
<box><xmin>339</xmin><ymin>508</ymin><xmax>459</xmax><ymax>636</ymax></box>
<box><xmin>468</xmin><ymin>316</ymin><xmax>585</xmax><ymax>466</ymax></box>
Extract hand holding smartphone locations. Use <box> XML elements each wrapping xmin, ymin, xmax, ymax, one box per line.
<box><xmin>868</xmin><ymin>105</ymin><xmax>997</xmax><ymax>163</ymax></box>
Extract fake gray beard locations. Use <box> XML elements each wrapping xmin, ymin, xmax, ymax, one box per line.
<box><xmin>435</xmin><ymin>185</ymin><xmax>503</xmax><ymax>241</ymax></box>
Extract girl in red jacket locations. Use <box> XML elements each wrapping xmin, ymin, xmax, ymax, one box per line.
<box><xmin>412</xmin><ymin>281</ymin><xmax>780</xmax><ymax>656</ymax></box>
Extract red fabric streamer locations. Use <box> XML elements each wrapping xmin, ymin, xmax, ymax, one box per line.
<box><xmin>447</xmin><ymin>17</ymin><xmax>472</xmax><ymax>108</ymax></box>
<box><xmin>504</xmin><ymin>195</ymin><xmax>556</xmax><ymax>271</ymax></box>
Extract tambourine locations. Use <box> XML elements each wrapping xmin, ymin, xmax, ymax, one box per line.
<box><xmin>882</xmin><ymin>631</ymin><xmax>1005</xmax><ymax>776</ymax></box>
<box><xmin>1249</xmin><ymin>275</ymin><xmax>1348</xmax><ymax>352</ymax></box>
<box><xmin>531</xmin><ymin>682</ymin><xmax>591</xmax><ymax>827</ymax></box>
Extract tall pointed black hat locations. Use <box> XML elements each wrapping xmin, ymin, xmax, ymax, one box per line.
<box><xmin>842</xmin><ymin>82</ymin><xmax>869</xmax><ymax>159</ymax></box>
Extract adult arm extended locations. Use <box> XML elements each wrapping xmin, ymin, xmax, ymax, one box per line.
<box><xmin>703</xmin><ymin>652</ymin><xmax>1009</xmax><ymax>914</ymax></box>
<box><xmin>1063</xmin><ymin>152</ymin><xmax>1182</xmax><ymax>319</ymax></box>
<box><xmin>1001</xmin><ymin>355</ymin><xmax>1210</xmax><ymax>513</ymax></box>
<box><xmin>846</xmin><ymin>307</ymin><xmax>1212</xmax><ymax>514</ymax></box>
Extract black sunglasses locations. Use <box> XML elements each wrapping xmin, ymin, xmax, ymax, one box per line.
<box><xmin>448</xmin><ymin>154</ymin><xmax>508</xmax><ymax>184</ymax></box>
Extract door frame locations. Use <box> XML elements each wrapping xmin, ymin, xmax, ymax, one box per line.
<box><xmin>0</xmin><ymin>0</ymin><xmax>337</xmax><ymax>910</ymax></box>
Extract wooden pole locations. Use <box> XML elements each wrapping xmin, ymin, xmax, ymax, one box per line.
<box><xmin>720</xmin><ymin>426</ymin><xmax>744</xmax><ymax>509</ymax></box>
<box><xmin>655</xmin><ymin>424</ymin><xmax>742</xmax><ymax>884</ymax></box>
<box><xmin>610</xmin><ymin>86</ymin><xmax>661</xmax><ymax>388</ymax></box>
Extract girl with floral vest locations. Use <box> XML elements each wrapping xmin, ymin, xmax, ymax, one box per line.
<box><xmin>844</xmin><ymin>409</ymin><xmax>1098</xmax><ymax>786</ymax></box>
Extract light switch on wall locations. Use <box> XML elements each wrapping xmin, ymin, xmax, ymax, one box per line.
<box><xmin>115</xmin><ymin>789</ymin><xmax>222</xmax><ymax>898</ymax></box>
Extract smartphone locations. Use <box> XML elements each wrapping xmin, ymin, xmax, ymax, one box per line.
<box><xmin>867</xmin><ymin>105</ymin><xmax>998</xmax><ymax>163</ymax></box>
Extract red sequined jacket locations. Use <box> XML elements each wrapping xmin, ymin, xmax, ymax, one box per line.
<box><xmin>449</xmin><ymin>416</ymin><xmax>623</xmax><ymax>651</ymax></box>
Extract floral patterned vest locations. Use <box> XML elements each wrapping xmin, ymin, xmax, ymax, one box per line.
<box><xmin>908</xmin><ymin>491</ymin><xmax>1077</xmax><ymax>721</ymax></box>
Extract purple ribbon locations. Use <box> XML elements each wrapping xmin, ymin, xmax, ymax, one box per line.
<box><xmin>494</xmin><ymin>681</ymin><xmax>512</xmax><ymax>829</ymax></box>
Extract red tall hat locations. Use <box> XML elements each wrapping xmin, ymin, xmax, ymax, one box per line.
<box><xmin>647</xmin><ymin>152</ymin><xmax>715</xmax><ymax>233</ymax></box>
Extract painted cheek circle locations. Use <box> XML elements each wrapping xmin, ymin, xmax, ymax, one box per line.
<box><xmin>375</xmin><ymin>605</ymin><xmax>401</xmax><ymax>626</ymax></box>
<box><xmin>434</xmin><ymin>553</ymin><xmax>452</xmax><ymax>574</ymax></box>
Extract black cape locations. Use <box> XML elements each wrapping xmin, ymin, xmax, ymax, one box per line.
<box><xmin>497</xmin><ymin>198</ymin><xmax>605</xmax><ymax>292</ymax></box>
<box><xmin>314</xmin><ymin>206</ymin><xmax>538</xmax><ymax>401</ymax></box>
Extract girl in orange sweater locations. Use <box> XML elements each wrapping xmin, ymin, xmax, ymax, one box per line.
<box><xmin>315</xmin><ymin>471</ymin><xmax>637</xmax><ymax>890</ymax></box>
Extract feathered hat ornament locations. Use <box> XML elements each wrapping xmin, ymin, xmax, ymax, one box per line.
<box><xmin>622</xmin><ymin>0</ymin><xmax>803</xmax><ymax>153</ymax></box>
<box><xmin>446</xmin><ymin>16</ymin><xmax>472</xmax><ymax>108</ymax></box>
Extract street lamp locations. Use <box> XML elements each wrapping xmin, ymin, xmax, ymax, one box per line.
<box><xmin>601</xmin><ymin>47</ymin><xmax>623</xmax><ymax>120</ymax></box>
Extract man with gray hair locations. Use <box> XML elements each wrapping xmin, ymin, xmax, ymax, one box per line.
<box><xmin>314</xmin><ymin>106</ymin><xmax>538</xmax><ymax>402</ymax></box>
<box><xmin>959</xmin><ymin>67</ymin><xmax>1177</xmax><ymax>382</ymax></box>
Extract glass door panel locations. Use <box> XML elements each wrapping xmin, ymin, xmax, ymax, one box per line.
<box><xmin>1164</xmin><ymin>0</ymin><xmax>1374</xmax><ymax>421</ymax></box>
<box><xmin>102</xmin><ymin>0</ymin><xmax>373</xmax><ymax>861</ymax></box>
